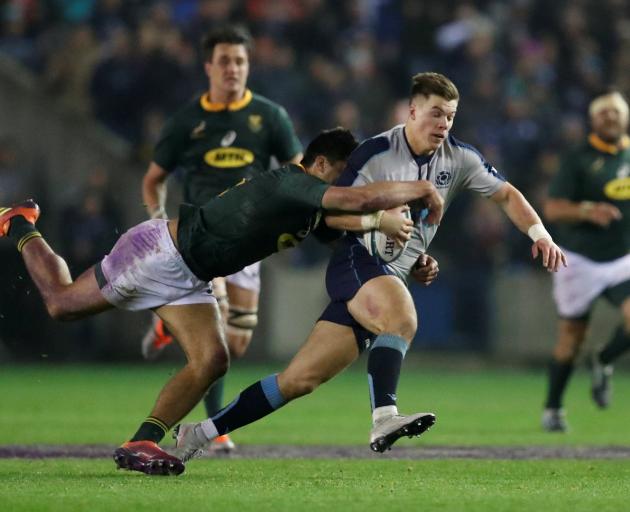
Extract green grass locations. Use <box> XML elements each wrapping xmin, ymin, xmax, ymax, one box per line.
<box><xmin>1</xmin><ymin>363</ymin><xmax>629</xmax><ymax>511</ymax></box>
<box><xmin>1</xmin><ymin>459</ymin><xmax>629</xmax><ymax>512</ymax></box>
<box><xmin>1</xmin><ymin>363</ymin><xmax>628</xmax><ymax>446</ymax></box>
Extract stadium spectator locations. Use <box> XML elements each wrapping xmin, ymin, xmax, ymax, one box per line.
<box><xmin>541</xmin><ymin>89</ymin><xmax>630</xmax><ymax>432</ymax></box>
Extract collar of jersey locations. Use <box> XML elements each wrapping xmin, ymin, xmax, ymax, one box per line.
<box><xmin>200</xmin><ymin>89</ymin><xmax>253</xmax><ymax>112</ymax></box>
<box><xmin>588</xmin><ymin>133</ymin><xmax>630</xmax><ymax>154</ymax></box>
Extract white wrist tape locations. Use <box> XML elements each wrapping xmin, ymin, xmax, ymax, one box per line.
<box><xmin>150</xmin><ymin>206</ymin><xmax>167</xmax><ymax>220</ymax></box>
<box><xmin>527</xmin><ymin>223</ymin><xmax>552</xmax><ymax>242</ymax></box>
<box><xmin>361</xmin><ymin>210</ymin><xmax>384</xmax><ymax>230</ymax></box>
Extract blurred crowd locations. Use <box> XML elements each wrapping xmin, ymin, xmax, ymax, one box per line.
<box><xmin>1</xmin><ymin>0</ymin><xmax>628</xmax><ymax>352</ymax></box>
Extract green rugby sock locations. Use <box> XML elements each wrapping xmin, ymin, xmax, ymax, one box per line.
<box><xmin>130</xmin><ymin>416</ymin><xmax>168</xmax><ymax>443</ymax></box>
<box><xmin>599</xmin><ymin>327</ymin><xmax>630</xmax><ymax>365</ymax></box>
<box><xmin>204</xmin><ymin>376</ymin><xmax>225</xmax><ymax>417</ymax></box>
<box><xmin>8</xmin><ymin>216</ymin><xmax>41</xmax><ymax>252</ymax></box>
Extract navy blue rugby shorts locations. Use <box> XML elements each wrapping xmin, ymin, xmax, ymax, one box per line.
<box><xmin>318</xmin><ymin>236</ymin><xmax>395</xmax><ymax>352</ymax></box>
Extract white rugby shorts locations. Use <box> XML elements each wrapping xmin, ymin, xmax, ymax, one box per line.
<box><xmin>225</xmin><ymin>262</ymin><xmax>261</xmax><ymax>292</ymax></box>
<box><xmin>552</xmin><ymin>248</ymin><xmax>630</xmax><ymax>318</ymax></box>
<box><xmin>97</xmin><ymin>219</ymin><xmax>216</xmax><ymax>311</ymax></box>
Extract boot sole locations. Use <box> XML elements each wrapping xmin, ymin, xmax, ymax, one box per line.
<box><xmin>370</xmin><ymin>414</ymin><xmax>436</xmax><ymax>453</ymax></box>
<box><xmin>113</xmin><ymin>447</ymin><xmax>185</xmax><ymax>476</ymax></box>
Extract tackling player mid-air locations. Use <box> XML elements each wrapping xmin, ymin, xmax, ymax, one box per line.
<box><xmin>0</xmin><ymin>127</ymin><xmax>444</xmax><ymax>476</ymax></box>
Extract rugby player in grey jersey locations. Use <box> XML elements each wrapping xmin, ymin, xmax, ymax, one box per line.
<box><xmin>0</xmin><ymin>127</ymin><xmax>443</xmax><ymax>475</ymax></box>
<box><xmin>175</xmin><ymin>73</ymin><xmax>567</xmax><ymax>462</ymax></box>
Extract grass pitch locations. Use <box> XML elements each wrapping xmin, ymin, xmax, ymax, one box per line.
<box><xmin>1</xmin><ymin>363</ymin><xmax>629</xmax><ymax>511</ymax></box>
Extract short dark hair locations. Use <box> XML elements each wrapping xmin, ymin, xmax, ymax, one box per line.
<box><xmin>410</xmin><ymin>72</ymin><xmax>459</xmax><ymax>101</ymax></box>
<box><xmin>302</xmin><ymin>127</ymin><xmax>359</xmax><ymax>167</ymax></box>
<box><xmin>202</xmin><ymin>25</ymin><xmax>253</xmax><ymax>61</ymax></box>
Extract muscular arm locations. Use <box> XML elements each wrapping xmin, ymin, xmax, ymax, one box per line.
<box><xmin>490</xmin><ymin>182</ymin><xmax>567</xmax><ymax>271</ymax></box>
<box><xmin>142</xmin><ymin>162</ymin><xmax>169</xmax><ymax>219</ymax></box>
<box><xmin>490</xmin><ymin>182</ymin><xmax>542</xmax><ymax>233</ymax></box>
<box><xmin>322</xmin><ymin>180</ymin><xmax>443</xmax><ymax>224</ymax></box>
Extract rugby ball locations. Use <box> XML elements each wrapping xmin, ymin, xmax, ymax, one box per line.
<box><xmin>363</xmin><ymin>208</ymin><xmax>412</xmax><ymax>263</ymax></box>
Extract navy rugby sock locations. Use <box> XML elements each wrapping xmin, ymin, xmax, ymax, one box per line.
<box><xmin>130</xmin><ymin>416</ymin><xmax>168</xmax><ymax>443</ymax></box>
<box><xmin>367</xmin><ymin>333</ymin><xmax>408</xmax><ymax>411</ymax></box>
<box><xmin>599</xmin><ymin>327</ymin><xmax>630</xmax><ymax>365</ymax></box>
<box><xmin>545</xmin><ymin>360</ymin><xmax>574</xmax><ymax>409</ymax></box>
<box><xmin>203</xmin><ymin>374</ymin><xmax>287</xmax><ymax>437</ymax></box>
<box><xmin>203</xmin><ymin>376</ymin><xmax>226</xmax><ymax>417</ymax></box>
<box><xmin>8</xmin><ymin>215</ymin><xmax>41</xmax><ymax>252</ymax></box>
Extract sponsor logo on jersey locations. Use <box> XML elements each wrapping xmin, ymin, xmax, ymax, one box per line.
<box><xmin>248</xmin><ymin>115</ymin><xmax>263</xmax><ymax>132</ymax></box>
<box><xmin>221</xmin><ymin>130</ymin><xmax>237</xmax><ymax>146</ymax></box>
<box><xmin>204</xmin><ymin>148</ymin><xmax>255</xmax><ymax>168</ymax></box>
<box><xmin>190</xmin><ymin>121</ymin><xmax>206</xmax><ymax>139</ymax></box>
<box><xmin>276</xmin><ymin>212</ymin><xmax>321</xmax><ymax>252</ymax></box>
<box><xmin>591</xmin><ymin>157</ymin><xmax>605</xmax><ymax>173</ymax></box>
<box><xmin>604</xmin><ymin>176</ymin><xmax>630</xmax><ymax>200</ymax></box>
<box><xmin>435</xmin><ymin>169</ymin><xmax>452</xmax><ymax>188</ymax></box>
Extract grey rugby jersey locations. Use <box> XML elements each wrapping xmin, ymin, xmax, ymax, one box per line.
<box><xmin>337</xmin><ymin>124</ymin><xmax>506</xmax><ymax>278</ymax></box>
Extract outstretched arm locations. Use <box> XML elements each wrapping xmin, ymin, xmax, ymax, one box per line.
<box><xmin>321</xmin><ymin>180</ymin><xmax>444</xmax><ymax>225</ymax></box>
<box><xmin>490</xmin><ymin>182</ymin><xmax>567</xmax><ymax>272</ymax></box>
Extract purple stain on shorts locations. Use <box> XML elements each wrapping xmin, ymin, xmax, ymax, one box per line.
<box><xmin>102</xmin><ymin>221</ymin><xmax>164</xmax><ymax>278</ymax></box>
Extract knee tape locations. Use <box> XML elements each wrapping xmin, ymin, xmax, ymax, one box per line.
<box><xmin>228</xmin><ymin>306</ymin><xmax>258</xmax><ymax>331</ymax></box>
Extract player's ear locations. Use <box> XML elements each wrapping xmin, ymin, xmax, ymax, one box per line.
<box><xmin>204</xmin><ymin>61</ymin><xmax>212</xmax><ymax>78</ymax></box>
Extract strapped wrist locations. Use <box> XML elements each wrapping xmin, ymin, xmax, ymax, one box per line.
<box><xmin>361</xmin><ymin>210</ymin><xmax>385</xmax><ymax>230</ymax></box>
<box><xmin>527</xmin><ymin>222</ymin><xmax>552</xmax><ymax>242</ymax></box>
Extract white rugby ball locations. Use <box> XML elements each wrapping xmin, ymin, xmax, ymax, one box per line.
<box><xmin>363</xmin><ymin>208</ymin><xmax>412</xmax><ymax>263</ymax></box>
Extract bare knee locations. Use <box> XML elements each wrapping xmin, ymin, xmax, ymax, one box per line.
<box><xmin>553</xmin><ymin>320</ymin><xmax>587</xmax><ymax>362</ymax></box>
<box><xmin>190</xmin><ymin>347</ymin><xmax>230</xmax><ymax>384</ymax></box>
<box><xmin>372</xmin><ymin>311</ymin><xmax>417</xmax><ymax>342</ymax></box>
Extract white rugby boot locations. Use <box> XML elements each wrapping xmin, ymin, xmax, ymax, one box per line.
<box><xmin>541</xmin><ymin>408</ymin><xmax>568</xmax><ymax>432</ymax></box>
<box><xmin>369</xmin><ymin>412</ymin><xmax>436</xmax><ymax>453</ymax></box>
<box><xmin>173</xmin><ymin>423</ymin><xmax>212</xmax><ymax>462</ymax></box>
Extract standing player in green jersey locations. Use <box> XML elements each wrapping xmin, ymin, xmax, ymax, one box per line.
<box><xmin>0</xmin><ymin>127</ymin><xmax>443</xmax><ymax>475</ymax></box>
<box><xmin>140</xmin><ymin>25</ymin><xmax>302</xmax><ymax>451</ymax></box>
<box><xmin>542</xmin><ymin>90</ymin><xmax>630</xmax><ymax>432</ymax></box>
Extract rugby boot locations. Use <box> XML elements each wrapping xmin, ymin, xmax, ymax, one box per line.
<box><xmin>541</xmin><ymin>408</ymin><xmax>568</xmax><ymax>433</ymax></box>
<box><xmin>590</xmin><ymin>352</ymin><xmax>613</xmax><ymax>409</ymax></box>
<box><xmin>209</xmin><ymin>434</ymin><xmax>236</xmax><ymax>454</ymax></box>
<box><xmin>0</xmin><ymin>199</ymin><xmax>40</xmax><ymax>236</ymax></box>
<box><xmin>113</xmin><ymin>440</ymin><xmax>185</xmax><ymax>476</ymax></box>
<box><xmin>173</xmin><ymin>423</ymin><xmax>211</xmax><ymax>462</ymax></box>
<box><xmin>369</xmin><ymin>412</ymin><xmax>436</xmax><ymax>453</ymax></box>
<box><xmin>141</xmin><ymin>316</ymin><xmax>174</xmax><ymax>360</ymax></box>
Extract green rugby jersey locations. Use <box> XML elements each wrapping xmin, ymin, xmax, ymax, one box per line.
<box><xmin>177</xmin><ymin>164</ymin><xmax>329</xmax><ymax>281</ymax></box>
<box><xmin>153</xmin><ymin>89</ymin><xmax>302</xmax><ymax>205</ymax></box>
<box><xmin>549</xmin><ymin>133</ymin><xmax>630</xmax><ymax>261</ymax></box>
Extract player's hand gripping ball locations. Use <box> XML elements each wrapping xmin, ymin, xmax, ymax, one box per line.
<box><xmin>363</xmin><ymin>207</ymin><xmax>412</xmax><ymax>263</ymax></box>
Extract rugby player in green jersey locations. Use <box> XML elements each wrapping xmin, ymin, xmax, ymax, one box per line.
<box><xmin>140</xmin><ymin>25</ymin><xmax>302</xmax><ymax>452</ymax></box>
<box><xmin>0</xmin><ymin>128</ymin><xmax>444</xmax><ymax>475</ymax></box>
<box><xmin>542</xmin><ymin>90</ymin><xmax>630</xmax><ymax>432</ymax></box>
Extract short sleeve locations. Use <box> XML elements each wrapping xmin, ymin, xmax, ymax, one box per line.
<box><xmin>270</xmin><ymin>105</ymin><xmax>302</xmax><ymax>163</ymax></box>
<box><xmin>152</xmin><ymin>115</ymin><xmax>189</xmax><ymax>173</ymax></box>
<box><xmin>458</xmin><ymin>147</ymin><xmax>506</xmax><ymax>197</ymax></box>
<box><xmin>548</xmin><ymin>152</ymin><xmax>580</xmax><ymax>200</ymax></box>
<box><xmin>281</xmin><ymin>168</ymin><xmax>330</xmax><ymax>208</ymax></box>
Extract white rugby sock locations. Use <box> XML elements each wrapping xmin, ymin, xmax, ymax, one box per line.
<box><xmin>199</xmin><ymin>419</ymin><xmax>219</xmax><ymax>441</ymax></box>
<box><xmin>372</xmin><ymin>405</ymin><xmax>398</xmax><ymax>425</ymax></box>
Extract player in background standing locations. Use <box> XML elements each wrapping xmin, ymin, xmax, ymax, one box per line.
<box><xmin>174</xmin><ymin>72</ymin><xmax>567</xmax><ymax>462</ymax></box>
<box><xmin>541</xmin><ymin>90</ymin><xmax>630</xmax><ymax>432</ymax></box>
<box><xmin>140</xmin><ymin>25</ymin><xmax>302</xmax><ymax>451</ymax></box>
